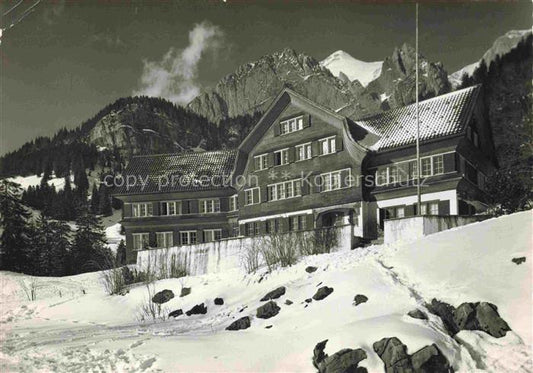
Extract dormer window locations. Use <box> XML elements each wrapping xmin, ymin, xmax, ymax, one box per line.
<box><xmin>280</xmin><ymin>115</ymin><xmax>304</xmax><ymax>135</ymax></box>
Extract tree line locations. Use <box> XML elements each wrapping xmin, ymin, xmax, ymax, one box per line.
<box><xmin>0</xmin><ymin>180</ymin><xmax>126</xmax><ymax>276</ymax></box>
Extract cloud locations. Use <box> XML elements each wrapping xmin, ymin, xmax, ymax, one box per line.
<box><xmin>133</xmin><ymin>21</ymin><xmax>224</xmax><ymax>105</ymax></box>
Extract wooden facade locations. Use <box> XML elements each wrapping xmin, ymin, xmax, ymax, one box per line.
<box><xmin>114</xmin><ymin>86</ymin><xmax>495</xmax><ymax>263</ymax></box>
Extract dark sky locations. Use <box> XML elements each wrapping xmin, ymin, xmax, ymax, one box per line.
<box><xmin>1</xmin><ymin>0</ymin><xmax>531</xmax><ymax>155</ymax></box>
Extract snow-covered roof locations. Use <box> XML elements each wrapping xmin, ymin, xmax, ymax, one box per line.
<box><xmin>114</xmin><ymin>150</ymin><xmax>237</xmax><ymax>195</ymax></box>
<box><xmin>352</xmin><ymin>85</ymin><xmax>481</xmax><ymax>151</ymax></box>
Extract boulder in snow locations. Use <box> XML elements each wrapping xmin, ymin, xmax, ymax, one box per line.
<box><xmin>226</xmin><ymin>316</ymin><xmax>251</xmax><ymax>331</ymax></box>
<box><xmin>285</xmin><ymin>299</ymin><xmax>293</xmax><ymax>305</ymax></box>
<box><xmin>168</xmin><ymin>309</ymin><xmax>183</xmax><ymax>318</ymax></box>
<box><xmin>511</xmin><ymin>256</ymin><xmax>526</xmax><ymax>265</ymax></box>
<box><xmin>353</xmin><ymin>294</ymin><xmax>368</xmax><ymax>306</ymax></box>
<box><xmin>407</xmin><ymin>309</ymin><xmax>428</xmax><ymax>320</ymax></box>
<box><xmin>186</xmin><ymin>303</ymin><xmax>207</xmax><ymax>316</ymax></box>
<box><xmin>180</xmin><ymin>287</ymin><xmax>191</xmax><ymax>297</ymax></box>
<box><xmin>373</xmin><ymin>337</ymin><xmax>412</xmax><ymax>372</ymax></box>
<box><xmin>313</xmin><ymin>286</ymin><xmax>334</xmax><ymax>301</ymax></box>
<box><xmin>256</xmin><ymin>301</ymin><xmax>280</xmax><ymax>319</ymax></box>
<box><xmin>475</xmin><ymin>302</ymin><xmax>511</xmax><ymax>338</ymax></box>
<box><xmin>313</xmin><ymin>339</ymin><xmax>368</xmax><ymax>373</ymax></box>
<box><xmin>426</xmin><ymin>299</ymin><xmax>460</xmax><ymax>335</ymax></box>
<box><xmin>260</xmin><ymin>286</ymin><xmax>286</xmax><ymax>301</ymax></box>
<box><xmin>151</xmin><ymin>289</ymin><xmax>174</xmax><ymax>304</ymax></box>
<box><xmin>214</xmin><ymin>297</ymin><xmax>224</xmax><ymax>305</ymax></box>
<box><xmin>411</xmin><ymin>344</ymin><xmax>452</xmax><ymax>373</ymax></box>
<box><xmin>305</xmin><ymin>266</ymin><xmax>318</xmax><ymax>273</ymax></box>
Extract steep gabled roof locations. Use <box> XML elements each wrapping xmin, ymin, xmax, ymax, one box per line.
<box><xmin>114</xmin><ymin>150</ymin><xmax>237</xmax><ymax>195</ymax></box>
<box><xmin>352</xmin><ymin>85</ymin><xmax>481</xmax><ymax>151</ymax></box>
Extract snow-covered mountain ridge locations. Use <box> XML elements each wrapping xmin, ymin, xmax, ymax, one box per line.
<box><xmin>1</xmin><ymin>211</ymin><xmax>531</xmax><ymax>372</ymax></box>
<box><xmin>449</xmin><ymin>29</ymin><xmax>532</xmax><ymax>87</ymax></box>
<box><xmin>320</xmin><ymin>50</ymin><xmax>383</xmax><ymax>86</ymax></box>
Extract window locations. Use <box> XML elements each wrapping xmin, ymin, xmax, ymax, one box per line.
<box><xmin>254</xmin><ymin>154</ymin><xmax>268</xmax><ymax>171</ymax></box>
<box><xmin>267</xmin><ymin>179</ymin><xmax>302</xmax><ymax>201</ymax></box>
<box><xmin>421</xmin><ymin>158</ymin><xmax>432</xmax><ymax>177</ymax></box>
<box><xmin>280</xmin><ymin>116</ymin><xmax>304</xmax><ymax>135</ymax></box>
<box><xmin>318</xmin><ymin>136</ymin><xmax>336</xmax><ymax>155</ymax></box>
<box><xmin>245</xmin><ymin>222</ymin><xmax>260</xmax><ymax>236</ymax></box>
<box><xmin>289</xmin><ymin>215</ymin><xmax>306</xmax><ymax>231</ymax></box>
<box><xmin>295</xmin><ymin>142</ymin><xmax>312</xmax><ymax>161</ymax></box>
<box><xmin>180</xmin><ymin>231</ymin><xmax>197</xmax><ymax>245</ymax></box>
<box><xmin>156</xmin><ymin>232</ymin><xmax>173</xmax><ymax>248</ymax></box>
<box><xmin>321</xmin><ymin>170</ymin><xmax>347</xmax><ymax>192</ymax></box>
<box><xmin>231</xmin><ymin>222</ymin><xmax>239</xmax><ymax>237</ymax></box>
<box><xmin>132</xmin><ymin>203</ymin><xmax>152</xmax><ymax>217</ymax></box>
<box><xmin>133</xmin><ymin>233</ymin><xmax>150</xmax><ymax>251</ymax></box>
<box><xmin>419</xmin><ymin>202</ymin><xmax>439</xmax><ymax>215</ymax></box>
<box><xmin>244</xmin><ymin>187</ymin><xmax>260</xmax><ymax>205</ymax></box>
<box><xmin>396</xmin><ymin>207</ymin><xmax>405</xmax><ymax>218</ymax></box>
<box><xmin>465</xmin><ymin>162</ymin><xmax>478</xmax><ymax>185</ymax></box>
<box><xmin>229</xmin><ymin>195</ymin><xmax>238</xmax><ymax>212</ymax></box>
<box><xmin>266</xmin><ymin>219</ymin><xmax>280</xmax><ymax>234</ymax></box>
<box><xmin>376</xmin><ymin>168</ymin><xmax>388</xmax><ymax>186</ymax></box>
<box><xmin>204</xmin><ymin>229</ymin><xmax>222</xmax><ymax>242</ymax></box>
<box><xmin>200</xmin><ymin>199</ymin><xmax>220</xmax><ymax>214</ymax></box>
<box><xmin>433</xmin><ymin>155</ymin><xmax>444</xmax><ymax>175</ymax></box>
<box><xmin>274</xmin><ymin>149</ymin><xmax>289</xmax><ymax>166</ymax></box>
<box><xmin>389</xmin><ymin>165</ymin><xmax>399</xmax><ymax>184</ymax></box>
<box><xmin>160</xmin><ymin>201</ymin><xmax>181</xmax><ymax>216</ymax></box>
<box><xmin>409</xmin><ymin>161</ymin><xmax>418</xmax><ymax>180</ymax></box>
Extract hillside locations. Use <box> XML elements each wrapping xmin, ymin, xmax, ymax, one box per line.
<box><xmin>1</xmin><ymin>211</ymin><xmax>531</xmax><ymax>372</ymax></box>
<box><xmin>449</xmin><ymin>29</ymin><xmax>532</xmax><ymax>87</ymax></box>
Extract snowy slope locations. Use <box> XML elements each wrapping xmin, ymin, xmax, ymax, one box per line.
<box><xmin>7</xmin><ymin>173</ymin><xmax>74</xmax><ymax>191</ymax></box>
<box><xmin>0</xmin><ymin>211</ymin><xmax>531</xmax><ymax>372</ymax></box>
<box><xmin>320</xmin><ymin>50</ymin><xmax>383</xmax><ymax>86</ymax></box>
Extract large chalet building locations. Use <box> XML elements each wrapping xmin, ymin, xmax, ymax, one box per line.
<box><xmin>114</xmin><ymin>85</ymin><xmax>496</xmax><ymax>263</ymax></box>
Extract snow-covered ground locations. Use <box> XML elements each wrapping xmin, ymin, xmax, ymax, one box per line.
<box><xmin>7</xmin><ymin>173</ymin><xmax>74</xmax><ymax>191</ymax></box>
<box><xmin>0</xmin><ymin>211</ymin><xmax>531</xmax><ymax>372</ymax></box>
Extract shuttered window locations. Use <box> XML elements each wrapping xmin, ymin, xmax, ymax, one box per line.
<box><xmin>132</xmin><ymin>203</ymin><xmax>153</xmax><ymax>217</ymax></box>
<box><xmin>133</xmin><ymin>233</ymin><xmax>150</xmax><ymax>250</ymax></box>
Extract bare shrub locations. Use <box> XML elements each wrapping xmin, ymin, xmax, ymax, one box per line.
<box><xmin>257</xmin><ymin>233</ymin><xmax>300</xmax><ymax>271</ymax></box>
<box><xmin>241</xmin><ymin>241</ymin><xmax>262</xmax><ymax>274</ymax></box>
<box><xmin>20</xmin><ymin>277</ymin><xmax>38</xmax><ymax>301</ymax></box>
<box><xmin>302</xmin><ymin>227</ymin><xmax>339</xmax><ymax>255</ymax></box>
<box><xmin>136</xmin><ymin>283</ymin><xmax>170</xmax><ymax>323</ymax></box>
<box><xmin>101</xmin><ymin>266</ymin><xmax>127</xmax><ymax>295</ymax></box>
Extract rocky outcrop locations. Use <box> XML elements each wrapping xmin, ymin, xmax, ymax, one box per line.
<box><xmin>151</xmin><ymin>289</ymin><xmax>174</xmax><ymax>304</ymax></box>
<box><xmin>256</xmin><ymin>301</ymin><xmax>280</xmax><ymax>319</ymax></box>
<box><xmin>366</xmin><ymin>43</ymin><xmax>451</xmax><ymax>110</ymax></box>
<box><xmin>313</xmin><ymin>286</ymin><xmax>334</xmax><ymax>301</ymax></box>
<box><xmin>353</xmin><ymin>294</ymin><xmax>368</xmax><ymax>306</ymax></box>
<box><xmin>260</xmin><ymin>286</ymin><xmax>286</xmax><ymax>301</ymax></box>
<box><xmin>373</xmin><ymin>337</ymin><xmax>452</xmax><ymax>373</ymax></box>
<box><xmin>186</xmin><ymin>303</ymin><xmax>207</xmax><ymax>316</ymax></box>
<box><xmin>426</xmin><ymin>299</ymin><xmax>511</xmax><ymax>338</ymax></box>
<box><xmin>168</xmin><ymin>309</ymin><xmax>183</xmax><ymax>318</ymax></box>
<box><xmin>407</xmin><ymin>309</ymin><xmax>428</xmax><ymax>320</ymax></box>
<box><xmin>226</xmin><ymin>316</ymin><xmax>251</xmax><ymax>331</ymax></box>
<box><xmin>313</xmin><ymin>340</ymin><xmax>368</xmax><ymax>373</ymax></box>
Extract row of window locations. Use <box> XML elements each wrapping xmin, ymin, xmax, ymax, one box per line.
<box><xmin>244</xmin><ymin>214</ymin><xmax>309</xmax><ymax>236</ymax></box>
<box><xmin>244</xmin><ymin>169</ymin><xmax>350</xmax><ymax>206</ymax></box>
<box><xmin>382</xmin><ymin>201</ymin><xmax>439</xmax><ymax>219</ymax></box>
<box><xmin>132</xmin><ymin>229</ymin><xmax>223</xmax><ymax>250</ymax></box>
<box><xmin>253</xmin><ymin>135</ymin><xmax>338</xmax><ymax>170</ymax></box>
<box><xmin>375</xmin><ymin>154</ymin><xmax>445</xmax><ymax>186</ymax></box>
<box><xmin>132</xmin><ymin>198</ymin><xmax>238</xmax><ymax>218</ymax></box>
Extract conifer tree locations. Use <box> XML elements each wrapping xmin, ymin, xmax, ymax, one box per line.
<box><xmin>115</xmin><ymin>239</ymin><xmax>127</xmax><ymax>266</ymax></box>
<box><xmin>70</xmin><ymin>207</ymin><xmax>112</xmax><ymax>274</ymax></box>
<box><xmin>90</xmin><ymin>184</ymin><xmax>100</xmax><ymax>214</ymax></box>
<box><xmin>34</xmin><ymin>214</ymin><xmax>71</xmax><ymax>276</ymax></box>
<box><xmin>0</xmin><ymin>181</ymin><xmax>32</xmax><ymax>273</ymax></box>
<box><xmin>98</xmin><ymin>184</ymin><xmax>113</xmax><ymax>217</ymax></box>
